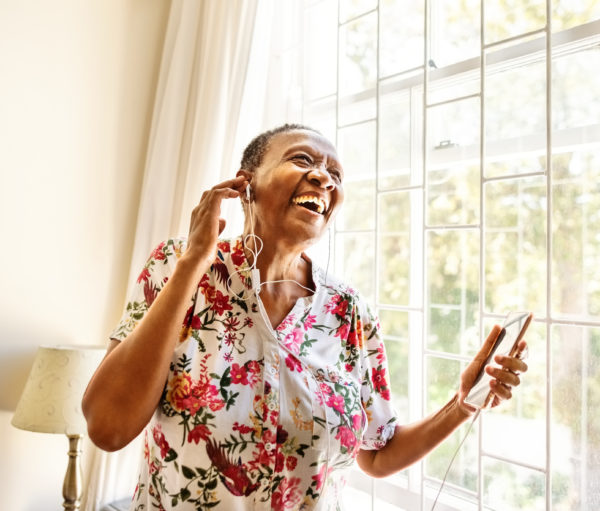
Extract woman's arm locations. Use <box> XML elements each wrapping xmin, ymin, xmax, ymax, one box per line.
<box><xmin>82</xmin><ymin>177</ymin><xmax>247</xmax><ymax>452</ymax></box>
<box><xmin>357</xmin><ymin>326</ymin><xmax>528</xmax><ymax>477</ymax></box>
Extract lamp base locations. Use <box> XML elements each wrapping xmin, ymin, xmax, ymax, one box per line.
<box><xmin>63</xmin><ymin>434</ymin><xmax>83</xmax><ymax>510</ymax></box>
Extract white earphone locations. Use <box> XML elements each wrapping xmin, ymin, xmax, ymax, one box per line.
<box><xmin>246</xmin><ymin>183</ymin><xmax>251</xmax><ymax>201</ymax></box>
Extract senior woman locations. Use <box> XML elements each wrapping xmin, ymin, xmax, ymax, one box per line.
<box><xmin>83</xmin><ymin>124</ymin><xmax>528</xmax><ymax>510</ymax></box>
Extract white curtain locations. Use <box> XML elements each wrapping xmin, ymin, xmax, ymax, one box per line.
<box><xmin>79</xmin><ymin>0</ymin><xmax>288</xmax><ymax>507</ymax></box>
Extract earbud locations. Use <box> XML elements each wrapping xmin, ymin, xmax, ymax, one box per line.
<box><xmin>245</xmin><ymin>184</ymin><xmax>251</xmax><ymax>201</ymax></box>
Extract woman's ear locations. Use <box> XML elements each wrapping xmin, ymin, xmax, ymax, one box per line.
<box><xmin>236</xmin><ymin>169</ymin><xmax>253</xmax><ymax>202</ymax></box>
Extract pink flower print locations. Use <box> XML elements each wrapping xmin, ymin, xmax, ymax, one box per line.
<box><xmin>326</xmin><ymin>394</ymin><xmax>345</xmax><ymax>414</ymax></box>
<box><xmin>283</xmin><ymin>328</ymin><xmax>303</xmax><ymax>354</ymax></box>
<box><xmin>351</xmin><ymin>413</ymin><xmax>363</xmax><ymax>430</ymax></box>
<box><xmin>303</xmin><ymin>314</ymin><xmax>317</xmax><ymax>331</ymax></box>
<box><xmin>150</xmin><ymin>242</ymin><xmax>166</xmax><ymax>261</ymax></box>
<box><xmin>152</xmin><ymin>424</ymin><xmax>170</xmax><ymax>459</ymax></box>
<box><xmin>311</xmin><ymin>464</ymin><xmax>333</xmax><ymax>490</ymax></box>
<box><xmin>376</xmin><ymin>342</ymin><xmax>386</xmax><ymax>364</ymax></box>
<box><xmin>324</xmin><ymin>294</ymin><xmax>341</xmax><ymax>313</ymax></box>
<box><xmin>137</xmin><ymin>267</ymin><xmax>150</xmax><ymax>283</ymax></box>
<box><xmin>335</xmin><ymin>426</ymin><xmax>358</xmax><ymax>451</ymax></box>
<box><xmin>230</xmin><ymin>363</ymin><xmax>249</xmax><ymax>385</ymax></box>
<box><xmin>272</xmin><ymin>476</ymin><xmax>302</xmax><ymax>511</ymax></box>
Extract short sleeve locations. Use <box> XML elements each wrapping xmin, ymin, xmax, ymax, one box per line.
<box><xmin>109</xmin><ymin>239</ymin><xmax>185</xmax><ymax>341</ymax></box>
<box><xmin>358</xmin><ymin>302</ymin><xmax>398</xmax><ymax>450</ymax></box>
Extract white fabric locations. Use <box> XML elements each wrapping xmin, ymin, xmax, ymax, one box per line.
<box><xmin>81</xmin><ymin>0</ymin><xmax>268</xmax><ymax>508</ymax></box>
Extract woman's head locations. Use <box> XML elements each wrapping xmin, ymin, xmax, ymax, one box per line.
<box><xmin>238</xmin><ymin>124</ymin><xmax>344</xmax><ymax>250</ymax></box>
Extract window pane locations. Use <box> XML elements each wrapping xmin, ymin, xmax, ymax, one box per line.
<box><xmin>380</xmin><ymin>0</ymin><xmax>424</xmax><ymax>77</ymax></box>
<box><xmin>430</xmin><ymin>0</ymin><xmax>480</xmax><ymax>68</ymax></box>
<box><xmin>552</xmin><ymin>324</ymin><xmax>600</xmax><ymax>510</ymax></box>
<box><xmin>335</xmin><ymin>232</ymin><xmax>375</xmax><ymax>304</ymax></box>
<box><xmin>338</xmin><ymin>12</ymin><xmax>377</xmax><ymax>124</ymax></box>
<box><xmin>303</xmin><ymin>97</ymin><xmax>337</xmax><ymax>144</ymax></box>
<box><xmin>337</xmin><ymin>122</ymin><xmax>376</xmax><ymax>230</ymax></box>
<box><xmin>552</xmin><ymin>0</ymin><xmax>600</xmax><ymax>31</ymax></box>
<box><xmin>378</xmin><ymin>191</ymin><xmax>412</xmax><ymax>306</ymax></box>
<box><xmin>378</xmin><ymin>89</ymin><xmax>413</xmax><ymax>190</ymax></box>
<box><xmin>339</xmin><ymin>0</ymin><xmax>377</xmax><ymax>23</ymax></box>
<box><xmin>482</xmin><ymin>320</ymin><xmax>547</xmax><ymax>468</ymax></box>
<box><xmin>427</xmin><ymin>230</ymin><xmax>480</xmax><ymax>354</ymax></box>
<box><xmin>425</xmin><ymin>357</ymin><xmax>478</xmax><ymax>492</ymax></box>
<box><xmin>485</xmin><ymin>60</ymin><xmax>546</xmax><ymax>179</ymax></box>
<box><xmin>553</xmin><ymin>47</ymin><xmax>600</xmax><ymax>132</ymax></box>
<box><xmin>484</xmin><ymin>0</ymin><xmax>546</xmax><ymax>45</ymax></box>
<box><xmin>304</xmin><ymin>0</ymin><xmax>337</xmax><ymax>101</ymax></box>
<box><xmin>485</xmin><ymin>177</ymin><xmax>547</xmax><ymax>315</ymax></box>
<box><xmin>552</xmin><ymin>148</ymin><xmax>600</xmax><ymax>320</ymax></box>
<box><xmin>482</xmin><ymin>458</ymin><xmax>546</xmax><ymax>510</ymax></box>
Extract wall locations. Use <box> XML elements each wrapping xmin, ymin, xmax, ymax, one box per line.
<box><xmin>0</xmin><ymin>0</ymin><xmax>170</xmax><ymax>509</ymax></box>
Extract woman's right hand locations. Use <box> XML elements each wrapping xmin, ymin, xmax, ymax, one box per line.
<box><xmin>184</xmin><ymin>175</ymin><xmax>248</xmax><ymax>267</ymax></box>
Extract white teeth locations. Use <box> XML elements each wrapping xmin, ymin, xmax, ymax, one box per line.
<box><xmin>293</xmin><ymin>195</ymin><xmax>326</xmax><ymax>214</ymax></box>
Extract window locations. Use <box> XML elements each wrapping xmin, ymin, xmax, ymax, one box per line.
<box><xmin>299</xmin><ymin>0</ymin><xmax>600</xmax><ymax>509</ymax></box>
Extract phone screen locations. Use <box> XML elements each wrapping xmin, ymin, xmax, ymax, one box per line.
<box><xmin>464</xmin><ymin>311</ymin><xmax>532</xmax><ymax>409</ymax></box>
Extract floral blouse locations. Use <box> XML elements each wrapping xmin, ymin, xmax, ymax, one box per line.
<box><xmin>110</xmin><ymin>237</ymin><xmax>397</xmax><ymax>511</ymax></box>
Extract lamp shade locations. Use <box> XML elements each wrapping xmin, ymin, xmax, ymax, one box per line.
<box><xmin>11</xmin><ymin>345</ymin><xmax>105</xmax><ymax>435</ymax></box>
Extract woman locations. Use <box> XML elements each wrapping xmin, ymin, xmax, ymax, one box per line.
<box><xmin>83</xmin><ymin>124</ymin><xmax>528</xmax><ymax>510</ymax></box>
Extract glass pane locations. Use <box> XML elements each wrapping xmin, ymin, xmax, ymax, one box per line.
<box><xmin>430</xmin><ymin>0</ymin><xmax>480</xmax><ymax>68</ymax></box>
<box><xmin>427</xmin><ymin>163</ymin><xmax>480</xmax><ymax>226</ymax></box>
<box><xmin>335</xmin><ymin>232</ymin><xmax>375</xmax><ymax>304</ymax></box>
<box><xmin>339</xmin><ymin>0</ymin><xmax>377</xmax><ymax>23</ymax></box>
<box><xmin>484</xmin><ymin>60</ymin><xmax>546</xmax><ymax>179</ymax></box>
<box><xmin>338</xmin><ymin>12</ymin><xmax>377</xmax><ymax>123</ymax></box>
<box><xmin>428</xmin><ymin>96</ymin><xmax>480</xmax><ymax>155</ymax></box>
<box><xmin>378</xmin><ymin>89</ymin><xmax>413</xmax><ymax>190</ymax></box>
<box><xmin>425</xmin><ymin>357</ymin><xmax>478</xmax><ymax>491</ymax></box>
<box><xmin>482</xmin><ymin>320</ymin><xmax>547</xmax><ymax>468</ymax></box>
<box><xmin>427</xmin><ymin>230</ymin><xmax>480</xmax><ymax>353</ymax></box>
<box><xmin>482</xmin><ymin>458</ymin><xmax>546</xmax><ymax>510</ymax></box>
<box><xmin>552</xmin><ymin>0</ymin><xmax>600</xmax><ymax>31</ymax></box>
<box><xmin>342</xmin><ymin>484</ymin><xmax>372</xmax><ymax>510</ymax></box>
<box><xmin>337</xmin><ymin>122</ymin><xmax>376</xmax><ymax>230</ymax></box>
<box><xmin>552</xmin><ymin>324</ymin><xmax>600</xmax><ymax>510</ymax></box>
<box><xmin>384</xmin><ymin>339</ymin><xmax>409</xmax><ymax>423</ymax></box>
<box><xmin>428</xmin><ymin>74</ymin><xmax>480</xmax><ymax>105</ymax></box>
<box><xmin>378</xmin><ymin>192</ymin><xmax>413</xmax><ymax>306</ymax></box>
<box><xmin>303</xmin><ymin>98</ymin><xmax>337</xmax><ymax>145</ymax></box>
<box><xmin>552</xmin><ymin>148</ymin><xmax>600</xmax><ymax>320</ymax></box>
<box><xmin>484</xmin><ymin>177</ymin><xmax>547</xmax><ymax>316</ymax></box>
<box><xmin>553</xmin><ymin>47</ymin><xmax>600</xmax><ymax>132</ymax></box>
<box><xmin>304</xmin><ymin>0</ymin><xmax>337</xmax><ymax>101</ymax></box>
<box><xmin>484</xmin><ymin>0</ymin><xmax>546</xmax><ymax>45</ymax></box>
<box><xmin>380</xmin><ymin>0</ymin><xmax>424</xmax><ymax>77</ymax></box>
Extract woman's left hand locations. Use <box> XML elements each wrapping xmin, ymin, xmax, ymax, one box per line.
<box><xmin>457</xmin><ymin>325</ymin><xmax>529</xmax><ymax>415</ymax></box>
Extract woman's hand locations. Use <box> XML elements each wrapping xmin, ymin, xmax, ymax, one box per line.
<box><xmin>184</xmin><ymin>175</ymin><xmax>248</xmax><ymax>267</ymax></box>
<box><xmin>457</xmin><ymin>325</ymin><xmax>529</xmax><ymax>415</ymax></box>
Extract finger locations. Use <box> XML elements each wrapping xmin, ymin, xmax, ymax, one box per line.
<box><xmin>493</xmin><ymin>354</ymin><xmax>528</xmax><ymax>374</ymax></box>
<box><xmin>486</xmin><ymin>365</ymin><xmax>521</xmax><ymax>387</ymax></box>
<box><xmin>211</xmin><ymin>175</ymin><xmax>247</xmax><ymax>191</ymax></box>
<box><xmin>473</xmin><ymin>325</ymin><xmax>503</xmax><ymax>366</ymax></box>
<box><xmin>490</xmin><ymin>379</ymin><xmax>512</xmax><ymax>400</ymax></box>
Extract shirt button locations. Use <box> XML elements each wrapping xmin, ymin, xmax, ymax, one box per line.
<box><xmin>267</xmin><ymin>402</ymin><xmax>277</xmax><ymax>411</ymax></box>
<box><xmin>269</xmin><ymin>366</ymin><xmax>277</xmax><ymax>375</ymax></box>
<box><xmin>264</xmin><ymin>442</ymin><xmax>274</xmax><ymax>452</ymax></box>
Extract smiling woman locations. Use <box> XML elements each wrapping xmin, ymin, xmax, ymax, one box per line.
<box><xmin>82</xmin><ymin>124</ymin><xmax>527</xmax><ymax>510</ymax></box>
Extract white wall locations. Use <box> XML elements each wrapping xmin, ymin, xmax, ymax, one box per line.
<box><xmin>0</xmin><ymin>1</ymin><xmax>170</xmax><ymax>509</ymax></box>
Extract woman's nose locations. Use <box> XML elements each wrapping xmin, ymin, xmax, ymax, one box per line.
<box><xmin>307</xmin><ymin>165</ymin><xmax>335</xmax><ymax>190</ymax></box>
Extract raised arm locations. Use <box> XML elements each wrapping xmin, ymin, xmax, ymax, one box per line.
<box><xmin>357</xmin><ymin>325</ymin><xmax>528</xmax><ymax>477</ymax></box>
<box><xmin>82</xmin><ymin>176</ymin><xmax>247</xmax><ymax>451</ymax></box>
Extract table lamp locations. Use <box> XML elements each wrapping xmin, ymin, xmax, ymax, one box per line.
<box><xmin>11</xmin><ymin>345</ymin><xmax>106</xmax><ymax>510</ymax></box>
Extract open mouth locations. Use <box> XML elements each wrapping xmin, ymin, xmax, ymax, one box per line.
<box><xmin>292</xmin><ymin>194</ymin><xmax>327</xmax><ymax>215</ymax></box>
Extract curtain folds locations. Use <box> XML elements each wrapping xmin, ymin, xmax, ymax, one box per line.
<box><xmin>81</xmin><ymin>0</ymin><xmax>264</xmax><ymax>507</ymax></box>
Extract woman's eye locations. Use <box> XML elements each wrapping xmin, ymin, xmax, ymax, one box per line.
<box><xmin>293</xmin><ymin>154</ymin><xmax>312</xmax><ymax>164</ymax></box>
<box><xmin>329</xmin><ymin>169</ymin><xmax>342</xmax><ymax>183</ymax></box>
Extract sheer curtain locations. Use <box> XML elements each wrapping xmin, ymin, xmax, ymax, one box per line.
<box><xmin>79</xmin><ymin>0</ymin><xmax>297</xmax><ymax>507</ymax></box>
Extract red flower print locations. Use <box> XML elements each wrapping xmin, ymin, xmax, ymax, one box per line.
<box><xmin>332</xmin><ymin>299</ymin><xmax>349</xmax><ymax>317</ymax></box>
<box><xmin>285</xmin><ymin>456</ymin><xmax>298</xmax><ymax>471</ymax></box>
<box><xmin>137</xmin><ymin>267</ymin><xmax>150</xmax><ymax>283</ymax></box>
<box><xmin>324</xmin><ymin>294</ymin><xmax>341</xmax><ymax>313</ymax></box>
<box><xmin>217</xmin><ymin>240</ymin><xmax>231</xmax><ymax>253</ymax></box>
<box><xmin>205</xmin><ymin>438</ymin><xmax>260</xmax><ymax>497</ymax></box>
<box><xmin>231</xmin><ymin>245</ymin><xmax>245</xmax><ymax>266</ymax></box>
<box><xmin>372</xmin><ymin>366</ymin><xmax>387</xmax><ymax>392</ymax></box>
<box><xmin>243</xmin><ymin>317</ymin><xmax>254</xmax><ymax>328</ymax></box>
<box><xmin>233</xmin><ymin>422</ymin><xmax>254</xmax><ymax>434</ymax></box>
<box><xmin>152</xmin><ymin>424</ymin><xmax>170</xmax><ymax>459</ymax></box>
<box><xmin>380</xmin><ymin>388</ymin><xmax>391</xmax><ymax>401</ymax></box>
<box><xmin>311</xmin><ymin>464</ymin><xmax>332</xmax><ymax>490</ymax></box>
<box><xmin>211</xmin><ymin>290</ymin><xmax>233</xmax><ymax>315</ymax></box>
<box><xmin>335</xmin><ymin>323</ymin><xmax>350</xmax><ymax>340</ymax></box>
<box><xmin>223</xmin><ymin>315</ymin><xmax>240</xmax><ymax>332</ymax></box>
<box><xmin>376</xmin><ymin>341</ymin><xmax>386</xmax><ymax>364</ymax></box>
<box><xmin>187</xmin><ymin>424</ymin><xmax>211</xmax><ymax>444</ymax></box>
<box><xmin>224</xmin><ymin>352</ymin><xmax>233</xmax><ymax>362</ymax></box>
<box><xmin>230</xmin><ymin>363</ymin><xmax>249</xmax><ymax>385</ymax></box>
<box><xmin>272</xmin><ymin>476</ymin><xmax>302</xmax><ymax>511</ymax></box>
<box><xmin>326</xmin><ymin>394</ymin><xmax>345</xmax><ymax>414</ymax></box>
<box><xmin>143</xmin><ymin>280</ymin><xmax>158</xmax><ymax>307</ymax></box>
<box><xmin>285</xmin><ymin>354</ymin><xmax>302</xmax><ymax>373</ymax></box>
<box><xmin>150</xmin><ymin>242</ymin><xmax>166</xmax><ymax>261</ymax></box>
<box><xmin>345</xmin><ymin>363</ymin><xmax>354</xmax><ymax>373</ymax></box>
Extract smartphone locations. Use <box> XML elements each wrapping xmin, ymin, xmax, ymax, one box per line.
<box><xmin>464</xmin><ymin>311</ymin><xmax>532</xmax><ymax>410</ymax></box>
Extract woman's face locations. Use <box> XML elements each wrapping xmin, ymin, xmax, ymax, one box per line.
<box><xmin>243</xmin><ymin>129</ymin><xmax>344</xmax><ymax>248</ymax></box>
